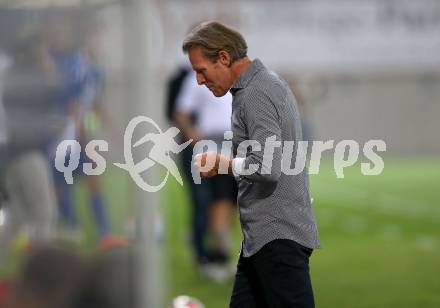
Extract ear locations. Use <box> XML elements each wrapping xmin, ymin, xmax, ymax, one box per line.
<box><xmin>218</xmin><ymin>50</ymin><xmax>231</xmax><ymax>67</ymax></box>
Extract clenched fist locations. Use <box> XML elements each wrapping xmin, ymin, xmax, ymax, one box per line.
<box><xmin>193</xmin><ymin>151</ymin><xmax>232</xmax><ymax>178</ymax></box>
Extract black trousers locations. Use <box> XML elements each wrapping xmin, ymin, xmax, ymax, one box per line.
<box><xmin>230</xmin><ymin>239</ymin><xmax>315</xmax><ymax>308</ymax></box>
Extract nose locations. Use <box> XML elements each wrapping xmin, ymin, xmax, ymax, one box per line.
<box><xmin>196</xmin><ymin>73</ymin><xmax>205</xmax><ymax>85</ymax></box>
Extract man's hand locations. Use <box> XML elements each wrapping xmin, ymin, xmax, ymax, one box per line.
<box><xmin>173</xmin><ymin>111</ymin><xmax>203</xmax><ymax>144</ymax></box>
<box><xmin>194</xmin><ymin>152</ymin><xmax>232</xmax><ymax>178</ymax></box>
<box><xmin>187</xmin><ymin>128</ymin><xmax>203</xmax><ymax>144</ymax></box>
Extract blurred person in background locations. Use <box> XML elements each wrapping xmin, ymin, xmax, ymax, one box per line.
<box><xmin>184</xmin><ymin>22</ymin><xmax>319</xmax><ymax>307</ymax></box>
<box><xmin>3</xmin><ymin>245</ymin><xmax>88</xmax><ymax>308</ymax></box>
<box><xmin>44</xmin><ymin>15</ymin><xmax>87</xmax><ymax>239</ymax></box>
<box><xmin>44</xmin><ymin>15</ymin><xmax>112</xmax><ymax>242</ymax></box>
<box><xmin>75</xmin><ymin>20</ymin><xmax>117</xmax><ymax>241</ymax></box>
<box><xmin>173</xmin><ymin>56</ymin><xmax>237</xmax><ymax>281</ymax></box>
<box><xmin>0</xmin><ymin>31</ymin><xmax>60</xmax><ymax>264</ymax></box>
<box><xmin>165</xmin><ymin>36</ymin><xmax>207</xmax><ymax>272</ymax></box>
<box><xmin>166</xmin><ymin>56</ymin><xmax>204</xmax><ymax>260</ymax></box>
<box><xmin>167</xmin><ymin>56</ymin><xmax>208</xmax><ymax>266</ymax></box>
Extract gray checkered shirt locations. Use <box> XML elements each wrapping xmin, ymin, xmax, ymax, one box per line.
<box><xmin>230</xmin><ymin>59</ymin><xmax>320</xmax><ymax>257</ymax></box>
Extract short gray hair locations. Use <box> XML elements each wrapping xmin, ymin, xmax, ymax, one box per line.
<box><xmin>182</xmin><ymin>21</ymin><xmax>247</xmax><ymax>64</ymax></box>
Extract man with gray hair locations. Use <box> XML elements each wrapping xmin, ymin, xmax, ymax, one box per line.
<box><xmin>183</xmin><ymin>21</ymin><xmax>320</xmax><ymax>307</ymax></box>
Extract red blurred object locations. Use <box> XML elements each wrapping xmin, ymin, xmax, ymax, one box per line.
<box><xmin>97</xmin><ymin>235</ymin><xmax>130</xmax><ymax>251</ymax></box>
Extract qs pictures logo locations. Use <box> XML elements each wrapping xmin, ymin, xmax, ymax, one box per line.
<box><xmin>55</xmin><ymin>116</ymin><xmax>387</xmax><ymax>192</ymax></box>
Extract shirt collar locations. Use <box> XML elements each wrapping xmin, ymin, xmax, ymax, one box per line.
<box><xmin>230</xmin><ymin>58</ymin><xmax>264</xmax><ymax>95</ymax></box>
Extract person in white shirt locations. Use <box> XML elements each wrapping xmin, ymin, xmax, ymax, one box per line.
<box><xmin>174</xmin><ymin>67</ymin><xmax>237</xmax><ymax>276</ymax></box>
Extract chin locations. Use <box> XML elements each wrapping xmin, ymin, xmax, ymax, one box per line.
<box><xmin>212</xmin><ymin>89</ymin><xmax>227</xmax><ymax>97</ymax></box>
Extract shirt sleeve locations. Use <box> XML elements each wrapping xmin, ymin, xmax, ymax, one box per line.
<box><xmin>239</xmin><ymin>87</ymin><xmax>282</xmax><ymax>183</ymax></box>
<box><xmin>60</xmin><ymin>54</ymin><xmax>89</xmax><ymax>105</ymax></box>
<box><xmin>175</xmin><ymin>72</ymin><xmax>200</xmax><ymax>114</ymax></box>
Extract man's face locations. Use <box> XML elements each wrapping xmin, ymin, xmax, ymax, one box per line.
<box><xmin>188</xmin><ymin>46</ymin><xmax>232</xmax><ymax>97</ymax></box>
